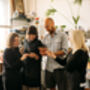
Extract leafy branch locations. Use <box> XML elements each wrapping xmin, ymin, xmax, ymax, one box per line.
<box><xmin>74</xmin><ymin>0</ymin><xmax>82</xmax><ymax>5</ymax></box>
<box><xmin>50</xmin><ymin>0</ymin><xmax>83</xmax><ymax>5</ymax></box>
<box><xmin>47</xmin><ymin>0</ymin><xmax>83</xmax><ymax>29</ymax></box>
<box><xmin>46</xmin><ymin>8</ymin><xmax>57</xmax><ymax>16</ymax></box>
<box><xmin>51</xmin><ymin>0</ymin><xmax>54</xmax><ymax>2</ymax></box>
<box><xmin>72</xmin><ymin>16</ymin><xmax>80</xmax><ymax>29</ymax></box>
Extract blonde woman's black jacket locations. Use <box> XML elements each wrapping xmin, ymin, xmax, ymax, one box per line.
<box><xmin>55</xmin><ymin>49</ymin><xmax>89</xmax><ymax>83</ymax></box>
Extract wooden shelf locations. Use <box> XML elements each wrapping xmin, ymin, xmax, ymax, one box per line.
<box><xmin>0</xmin><ymin>25</ymin><xmax>12</xmax><ymax>29</ymax></box>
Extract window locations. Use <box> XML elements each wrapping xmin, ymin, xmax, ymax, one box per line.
<box><xmin>0</xmin><ymin>0</ymin><xmax>11</xmax><ymax>50</ymax></box>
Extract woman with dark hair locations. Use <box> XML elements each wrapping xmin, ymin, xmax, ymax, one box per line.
<box><xmin>2</xmin><ymin>33</ymin><xmax>29</xmax><ymax>90</ymax></box>
<box><xmin>23</xmin><ymin>26</ymin><xmax>44</xmax><ymax>90</ymax></box>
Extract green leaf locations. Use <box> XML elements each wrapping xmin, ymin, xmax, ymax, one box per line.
<box><xmin>88</xmin><ymin>58</ymin><xmax>90</xmax><ymax>62</ymax></box>
<box><xmin>60</xmin><ymin>25</ymin><xmax>66</xmax><ymax>31</ymax></box>
<box><xmin>72</xmin><ymin>16</ymin><xmax>80</xmax><ymax>24</ymax></box>
<box><xmin>77</xmin><ymin>16</ymin><xmax>80</xmax><ymax>22</ymax></box>
<box><xmin>72</xmin><ymin>16</ymin><xmax>76</xmax><ymax>24</ymax></box>
<box><xmin>46</xmin><ymin>8</ymin><xmax>57</xmax><ymax>16</ymax></box>
<box><xmin>51</xmin><ymin>0</ymin><xmax>54</xmax><ymax>2</ymax></box>
<box><xmin>55</xmin><ymin>25</ymin><xmax>58</xmax><ymax>29</ymax></box>
<box><xmin>61</xmin><ymin>25</ymin><xmax>66</xmax><ymax>29</ymax></box>
<box><xmin>74</xmin><ymin>0</ymin><xmax>82</xmax><ymax>5</ymax></box>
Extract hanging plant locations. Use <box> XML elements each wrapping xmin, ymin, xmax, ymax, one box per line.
<box><xmin>74</xmin><ymin>0</ymin><xmax>82</xmax><ymax>5</ymax></box>
<box><xmin>46</xmin><ymin>8</ymin><xmax>57</xmax><ymax>16</ymax></box>
<box><xmin>51</xmin><ymin>0</ymin><xmax>54</xmax><ymax>2</ymax></box>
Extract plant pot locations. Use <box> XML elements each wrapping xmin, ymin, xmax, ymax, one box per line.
<box><xmin>87</xmin><ymin>62</ymin><xmax>90</xmax><ymax>69</ymax></box>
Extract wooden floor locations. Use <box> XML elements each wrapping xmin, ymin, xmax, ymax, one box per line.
<box><xmin>85</xmin><ymin>88</ymin><xmax>90</xmax><ymax>90</ymax></box>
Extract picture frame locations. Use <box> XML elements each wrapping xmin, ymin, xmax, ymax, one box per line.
<box><xmin>10</xmin><ymin>0</ymin><xmax>25</xmax><ymax>16</ymax></box>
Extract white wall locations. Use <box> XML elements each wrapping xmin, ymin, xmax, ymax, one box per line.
<box><xmin>24</xmin><ymin>0</ymin><xmax>90</xmax><ymax>31</ymax></box>
<box><xmin>36</xmin><ymin>0</ymin><xmax>90</xmax><ymax>30</ymax></box>
<box><xmin>0</xmin><ymin>0</ymin><xmax>10</xmax><ymax>25</ymax></box>
<box><xmin>0</xmin><ymin>0</ymin><xmax>11</xmax><ymax>50</ymax></box>
<box><xmin>24</xmin><ymin>0</ymin><xmax>37</xmax><ymax>16</ymax></box>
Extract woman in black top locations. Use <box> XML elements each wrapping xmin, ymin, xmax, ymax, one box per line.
<box><xmin>23</xmin><ymin>26</ymin><xmax>44</xmax><ymax>89</ymax></box>
<box><xmin>3</xmin><ymin>33</ymin><xmax>29</xmax><ymax>90</ymax></box>
<box><xmin>46</xmin><ymin>30</ymin><xmax>89</xmax><ymax>90</ymax></box>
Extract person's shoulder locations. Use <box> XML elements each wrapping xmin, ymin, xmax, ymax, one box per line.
<box><xmin>75</xmin><ymin>49</ymin><xmax>87</xmax><ymax>54</ymax></box>
<box><xmin>42</xmin><ymin>33</ymin><xmax>49</xmax><ymax>42</ymax></box>
<box><xmin>74</xmin><ymin>49</ymin><xmax>89</xmax><ymax>58</ymax></box>
<box><xmin>37</xmin><ymin>39</ymin><xmax>45</xmax><ymax>46</ymax></box>
<box><xmin>37</xmin><ymin>39</ymin><xmax>42</xmax><ymax>44</ymax></box>
<box><xmin>74</xmin><ymin>49</ymin><xmax>89</xmax><ymax>65</ymax></box>
<box><xmin>4</xmin><ymin>48</ymin><xmax>13</xmax><ymax>55</ymax></box>
<box><xmin>44</xmin><ymin>33</ymin><xmax>49</xmax><ymax>38</ymax></box>
<box><xmin>56</xmin><ymin>30</ymin><xmax>67</xmax><ymax>36</ymax></box>
<box><xmin>4</xmin><ymin>48</ymin><xmax>12</xmax><ymax>51</ymax></box>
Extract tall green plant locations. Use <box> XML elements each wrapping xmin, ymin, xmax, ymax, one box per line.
<box><xmin>50</xmin><ymin>0</ymin><xmax>83</xmax><ymax>5</ymax></box>
<box><xmin>46</xmin><ymin>0</ymin><xmax>83</xmax><ymax>29</ymax></box>
<box><xmin>72</xmin><ymin>16</ymin><xmax>80</xmax><ymax>29</ymax></box>
<box><xmin>46</xmin><ymin>8</ymin><xmax>57</xmax><ymax>16</ymax></box>
<box><xmin>51</xmin><ymin>0</ymin><xmax>54</xmax><ymax>2</ymax></box>
<box><xmin>74</xmin><ymin>0</ymin><xmax>82</xmax><ymax>5</ymax></box>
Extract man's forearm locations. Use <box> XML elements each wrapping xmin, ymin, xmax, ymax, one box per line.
<box><xmin>54</xmin><ymin>50</ymin><xmax>65</xmax><ymax>56</ymax></box>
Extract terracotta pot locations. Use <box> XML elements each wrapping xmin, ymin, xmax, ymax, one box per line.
<box><xmin>87</xmin><ymin>62</ymin><xmax>90</xmax><ymax>69</ymax></box>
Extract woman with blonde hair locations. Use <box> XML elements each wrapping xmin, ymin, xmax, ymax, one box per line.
<box><xmin>2</xmin><ymin>33</ymin><xmax>29</xmax><ymax>90</ymax></box>
<box><xmin>46</xmin><ymin>30</ymin><xmax>89</xmax><ymax>90</ymax></box>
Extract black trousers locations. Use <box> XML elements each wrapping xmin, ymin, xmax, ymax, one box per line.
<box><xmin>65</xmin><ymin>71</ymin><xmax>81</xmax><ymax>90</ymax></box>
<box><xmin>45</xmin><ymin>69</ymin><xmax>66</xmax><ymax>90</ymax></box>
<box><xmin>2</xmin><ymin>72</ymin><xmax>22</xmax><ymax>90</ymax></box>
<box><xmin>45</xmin><ymin>70</ymin><xmax>84</xmax><ymax>90</ymax></box>
<box><xmin>0</xmin><ymin>74</ymin><xmax>3</xmax><ymax>90</ymax></box>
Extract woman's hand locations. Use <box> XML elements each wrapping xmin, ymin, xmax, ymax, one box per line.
<box><xmin>21</xmin><ymin>54</ymin><xmax>29</xmax><ymax>61</ymax></box>
<box><xmin>29</xmin><ymin>53</ymin><xmax>39</xmax><ymax>60</ymax></box>
<box><xmin>46</xmin><ymin>50</ymin><xmax>56</xmax><ymax>59</ymax></box>
<box><xmin>38</xmin><ymin>47</ymin><xmax>47</xmax><ymax>56</ymax></box>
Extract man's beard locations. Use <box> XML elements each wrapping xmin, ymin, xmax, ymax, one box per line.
<box><xmin>49</xmin><ymin>30</ymin><xmax>55</xmax><ymax>34</ymax></box>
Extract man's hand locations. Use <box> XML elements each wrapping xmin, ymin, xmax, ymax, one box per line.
<box><xmin>55</xmin><ymin>50</ymin><xmax>65</xmax><ymax>56</ymax></box>
<box><xmin>46</xmin><ymin>50</ymin><xmax>56</xmax><ymax>59</ymax></box>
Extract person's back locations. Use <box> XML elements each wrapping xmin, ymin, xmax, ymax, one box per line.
<box><xmin>46</xmin><ymin>30</ymin><xmax>89</xmax><ymax>90</ymax></box>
